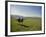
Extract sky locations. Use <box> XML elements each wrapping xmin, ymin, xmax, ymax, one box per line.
<box><xmin>10</xmin><ymin>5</ymin><xmax>42</xmax><ymax>17</ymax></box>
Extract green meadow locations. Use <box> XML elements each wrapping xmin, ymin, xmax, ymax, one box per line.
<box><xmin>10</xmin><ymin>15</ymin><xmax>42</xmax><ymax>32</ymax></box>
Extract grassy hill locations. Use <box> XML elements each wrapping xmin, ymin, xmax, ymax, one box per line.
<box><xmin>10</xmin><ymin>15</ymin><xmax>42</xmax><ymax>32</ymax></box>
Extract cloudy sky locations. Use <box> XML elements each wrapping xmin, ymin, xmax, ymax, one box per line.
<box><xmin>10</xmin><ymin>5</ymin><xmax>42</xmax><ymax>17</ymax></box>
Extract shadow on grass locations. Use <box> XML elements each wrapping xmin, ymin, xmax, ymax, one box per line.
<box><xmin>18</xmin><ymin>23</ymin><xmax>29</xmax><ymax>28</ymax></box>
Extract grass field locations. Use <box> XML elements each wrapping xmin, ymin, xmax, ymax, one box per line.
<box><xmin>10</xmin><ymin>15</ymin><xmax>42</xmax><ymax>32</ymax></box>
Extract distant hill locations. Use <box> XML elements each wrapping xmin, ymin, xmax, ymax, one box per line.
<box><xmin>10</xmin><ymin>15</ymin><xmax>41</xmax><ymax>19</ymax></box>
